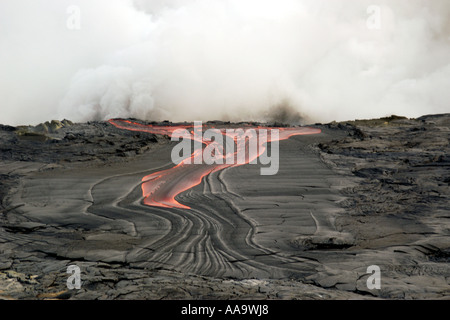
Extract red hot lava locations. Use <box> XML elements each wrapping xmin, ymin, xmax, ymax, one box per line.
<box><xmin>109</xmin><ymin>119</ymin><xmax>321</xmax><ymax>209</ymax></box>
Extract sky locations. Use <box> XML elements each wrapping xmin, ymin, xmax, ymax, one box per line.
<box><xmin>1</xmin><ymin>0</ymin><xmax>449</xmax><ymax>125</ymax></box>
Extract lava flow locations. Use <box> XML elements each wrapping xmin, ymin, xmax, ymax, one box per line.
<box><xmin>109</xmin><ymin>119</ymin><xmax>321</xmax><ymax>209</ymax></box>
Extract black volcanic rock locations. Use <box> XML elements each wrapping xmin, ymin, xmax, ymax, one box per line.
<box><xmin>0</xmin><ymin>115</ymin><xmax>449</xmax><ymax>300</ymax></box>
<box><xmin>0</xmin><ymin>120</ymin><xmax>164</xmax><ymax>164</ymax></box>
<box><xmin>0</xmin><ymin>124</ymin><xmax>17</xmax><ymax>132</ymax></box>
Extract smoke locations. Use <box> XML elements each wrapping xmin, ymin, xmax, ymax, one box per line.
<box><xmin>1</xmin><ymin>0</ymin><xmax>449</xmax><ymax>125</ymax></box>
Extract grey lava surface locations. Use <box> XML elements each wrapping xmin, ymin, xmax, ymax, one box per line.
<box><xmin>0</xmin><ymin>115</ymin><xmax>449</xmax><ymax>299</ymax></box>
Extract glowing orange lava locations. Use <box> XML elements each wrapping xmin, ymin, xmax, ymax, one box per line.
<box><xmin>109</xmin><ymin>119</ymin><xmax>321</xmax><ymax>209</ymax></box>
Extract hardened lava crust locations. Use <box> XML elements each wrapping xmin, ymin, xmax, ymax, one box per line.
<box><xmin>0</xmin><ymin>114</ymin><xmax>449</xmax><ymax>299</ymax></box>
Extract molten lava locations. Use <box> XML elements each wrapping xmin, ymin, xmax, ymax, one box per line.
<box><xmin>109</xmin><ymin>119</ymin><xmax>321</xmax><ymax>209</ymax></box>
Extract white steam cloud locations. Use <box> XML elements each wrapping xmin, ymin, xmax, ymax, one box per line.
<box><xmin>1</xmin><ymin>0</ymin><xmax>449</xmax><ymax>125</ymax></box>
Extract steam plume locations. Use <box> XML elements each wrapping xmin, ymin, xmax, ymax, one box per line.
<box><xmin>1</xmin><ymin>0</ymin><xmax>449</xmax><ymax>125</ymax></box>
